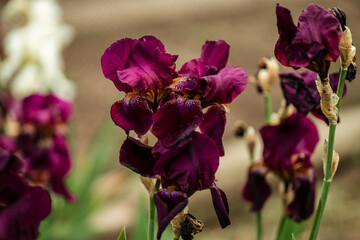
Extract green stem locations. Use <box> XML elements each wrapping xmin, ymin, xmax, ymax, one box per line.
<box><xmin>148</xmin><ymin>180</ymin><xmax>161</xmax><ymax>240</ymax></box>
<box><xmin>309</xmin><ymin>65</ymin><xmax>347</xmax><ymax>240</ymax></box>
<box><xmin>264</xmin><ymin>90</ymin><xmax>272</xmax><ymax>124</ymax></box>
<box><xmin>256</xmin><ymin>211</ymin><xmax>262</xmax><ymax>240</ymax></box>
<box><xmin>276</xmin><ymin>214</ymin><xmax>286</xmax><ymax>240</ymax></box>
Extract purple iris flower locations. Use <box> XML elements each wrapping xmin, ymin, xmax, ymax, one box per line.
<box><xmin>101</xmin><ymin>36</ymin><xmax>178</xmax><ymax>135</ymax></box>
<box><xmin>153</xmin><ymin>40</ymin><xmax>247</xmax><ymax>154</ymax></box>
<box><xmin>242</xmin><ymin>113</ymin><xmax>318</xmax><ymax>221</ymax></box>
<box><xmin>275</xmin><ymin>4</ymin><xmax>342</xmax><ymax>79</ymax></box>
<box><xmin>17</xmin><ymin>94</ymin><xmax>75</xmax><ymax>201</ymax></box>
<box><xmin>0</xmin><ymin>140</ymin><xmax>51</xmax><ymax>240</ymax></box>
<box><xmin>280</xmin><ymin>70</ymin><xmax>347</xmax><ymax>124</ymax></box>
<box><xmin>120</xmin><ymin>132</ymin><xmax>230</xmax><ymax>239</ymax></box>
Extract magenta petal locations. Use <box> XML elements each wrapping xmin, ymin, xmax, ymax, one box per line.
<box><xmin>242</xmin><ymin>165</ymin><xmax>271</xmax><ymax>212</ymax></box>
<box><xmin>154</xmin><ymin>189</ymin><xmax>188</xmax><ymax>240</ymax></box>
<box><xmin>117</xmin><ymin>36</ymin><xmax>178</xmax><ymax>93</ymax></box>
<box><xmin>153</xmin><ymin>132</ymin><xmax>219</xmax><ymax>196</ymax></box>
<box><xmin>201</xmin><ymin>40</ymin><xmax>230</xmax><ymax>71</ymax></box>
<box><xmin>260</xmin><ymin>114</ymin><xmax>319</xmax><ymax>175</ymax></box>
<box><xmin>201</xmin><ymin>66</ymin><xmax>247</xmax><ymax>106</ymax></box>
<box><xmin>152</xmin><ymin>98</ymin><xmax>203</xmax><ymax>147</ymax></box>
<box><xmin>101</xmin><ymin>38</ymin><xmax>134</xmax><ymax>91</ymax></box>
<box><xmin>287</xmin><ymin>172</ymin><xmax>316</xmax><ymax>221</ymax></box>
<box><xmin>119</xmin><ymin>136</ymin><xmax>156</xmax><ymax>177</ymax></box>
<box><xmin>274</xmin><ymin>4</ymin><xmax>298</xmax><ymax>66</ymax></box>
<box><xmin>210</xmin><ymin>185</ymin><xmax>230</xmax><ymax>228</ymax></box>
<box><xmin>199</xmin><ymin>106</ymin><xmax>226</xmax><ymax>156</ymax></box>
<box><xmin>111</xmin><ymin>95</ymin><xmax>153</xmax><ymax>135</ymax></box>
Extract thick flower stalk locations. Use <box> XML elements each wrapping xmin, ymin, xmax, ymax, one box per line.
<box><xmin>101</xmin><ymin>36</ymin><xmax>247</xmax><ymax>239</ymax></box>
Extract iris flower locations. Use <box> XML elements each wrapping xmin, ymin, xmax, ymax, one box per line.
<box><xmin>275</xmin><ymin>4</ymin><xmax>342</xmax><ymax>79</ymax></box>
<box><xmin>242</xmin><ymin>113</ymin><xmax>318</xmax><ymax>221</ymax></box>
<box><xmin>17</xmin><ymin>94</ymin><xmax>75</xmax><ymax>201</ymax></box>
<box><xmin>0</xmin><ymin>139</ymin><xmax>51</xmax><ymax>240</ymax></box>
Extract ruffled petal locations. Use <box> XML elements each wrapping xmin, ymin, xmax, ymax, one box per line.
<box><xmin>242</xmin><ymin>165</ymin><xmax>271</xmax><ymax>211</ymax></box>
<box><xmin>111</xmin><ymin>95</ymin><xmax>153</xmax><ymax>135</ymax></box>
<box><xmin>287</xmin><ymin>172</ymin><xmax>316</xmax><ymax>221</ymax></box>
<box><xmin>201</xmin><ymin>65</ymin><xmax>247</xmax><ymax>106</ymax></box>
<box><xmin>117</xmin><ymin>36</ymin><xmax>178</xmax><ymax>93</ymax></box>
<box><xmin>199</xmin><ymin>105</ymin><xmax>226</xmax><ymax>156</ymax></box>
<box><xmin>260</xmin><ymin>114</ymin><xmax>319</xmax><ymax>177</ymax></box>
<box><xmin>201</xmin><ymin>40</ymin><xmax>229</xmax><ymax>71</ymax></box>
<box><xmin>154</xmin><ymin>189</ymin><xmax>188</xmax><ymax>240</ymax></box>
<box><xmin>274</xmin><ymin>4</ymin><xmax>298</xmax><ymax>66</ymax></box>
<box><xmin>210</xmin><ymin>184</ymin><xmax>230</xmax><ymax>228</ymax></box>
<box><xmin>101</xmin><ymin>38</ymin><xmax>134</xmax><ymax>91</ymax></box>
<box><xmin>153</xmin><ymin>132</ymin><xmax>219</xmax><ymax>196</ymax></box>
<box><xmin>178</xmin><ymin>59</ymin><xmax>214</xmax><ymax>79</ymax></box>
<box><xmin>152</xmin><ymin>98</ymin><xmax>203</xmax><ymax>147</ymax></box>
<box><xmin>119</xmin><ymin>136</ymin><xmax>156</xmax><ymax>177</ymax></box>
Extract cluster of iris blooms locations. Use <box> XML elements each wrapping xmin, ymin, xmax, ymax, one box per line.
<box><xmin>0</xmin><ymin>94</ymin><xmax>75</xmax><ymax>239</ymax></box>
<box><xmin>104</xmin><ymin>3</ymin><xmax>356</xmax><ymax>240</ymax></box>
<box><xmin>101</xmin><ymin>36</ymin><xmax>248</xmax><ymax>239</ymax></box>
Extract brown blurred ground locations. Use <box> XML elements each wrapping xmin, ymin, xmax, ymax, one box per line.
<box><xmin>3</xmin><ymin>0</ymin><xmax>360</xmax><ymax>239</ymax></box>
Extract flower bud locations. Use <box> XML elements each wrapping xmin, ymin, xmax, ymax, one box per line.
<box><xmin>253</xmin><ymin>57</ymin><xmax>279</xmax><ymax>92</ymax></box>
<box><xmin>322</xmin><ymin>140</ymin><xmax>339</xmax><ymax>180</ymax></box>
<box><xmin>315</xmin><ymin>78</ymin><xmax>339</xmax><ymax>124</ymax></box>
<box><xmin>339</xmin><ymin>26</ymin><xmax>356</xmax><ymax>68</ymax></box>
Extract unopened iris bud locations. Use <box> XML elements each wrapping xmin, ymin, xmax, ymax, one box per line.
<box><xmin>329</xmin><ymin>7</ymin><xmax>346</xmax><ymax>31</ymax></box>
<box><xmin>253</xmin><ymin>57</ymin><xmax>279</xmax><ymax>93</ymax></box>
<box><xmin>322</xmin><ymin>140</ymin><xmax>339</xmax><ymax>180</ymax></box>
<box><xmin>244</xmin><ymin>126</ymin><xmax>256</xmax><ymax>161</ymax></box>
<box><xmin>233</xmin><ymin>120</ymin><xmax>247</xmax><ymax>137</ymax></box>
<box><xmin>315</xmin><ymin>77</ymin><xmax>339</xmax><ymax>124</ymax></box>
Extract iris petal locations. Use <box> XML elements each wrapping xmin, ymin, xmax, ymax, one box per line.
<box><xmin>111</xmin><ymin>95</ymin><xmax>153</xmax><ymax>136</ymax></box>
<box><xmin>154</xmin><ymin>189</ymin><xmax>188</xmax><ymax>240</ymax></box>
<box><xmin>152</xmin><ymin>98</ymin><xmax>203</xmax><ymax>147</ymax></box>
<box><xmin>210</xmin><ymin>185</ymin><xmax>230</xmax><ymax>228</ymax></box>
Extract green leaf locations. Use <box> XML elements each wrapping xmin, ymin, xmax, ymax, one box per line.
<box><xmin>291</xmin><ymin>233</ymin><xmax>296</xmax><ymax>240</ymax></box>
<box><xmin>135</xmin><ymin>195</ymin><xmax>148</xmax><ymax>240</ymax></box>
<box><xmin>278</xmin><ymin>216</ymin><xmax>306</xmax><ymax>240</ymax></box>
<box><xmin>118</xmin><ymin>227</ymin><xmax>127</xmax><ymax>240</ymax></box>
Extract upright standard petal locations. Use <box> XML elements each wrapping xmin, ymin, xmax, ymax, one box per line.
<box><xmin>153</xmin><ymin>132</ymin><xmax>219</xmax><ymax>196</ymax></box>
<box><xmin>201</xmin><ymin>66</ymin><xmax>247</xmax><ymax>106</ymax></box>
<box><xmin>154</xmin><ymin>189</ymin><xmax>188</xmax><ymax>240</ymax></box>
<box><xmin>119</xmin><ymin>136</ymin><xmax>156</xmax><ymax>177</ymax></box>
<box><xmin>152</xmin><ymin>97</ymin><xmax>203</xmax><ymax>147</ymax></box>
<box><xmin>199</xmin><ymin>105</ymin><xmax>226</xmax><ymax>156</ymax></box>
<box><xmin>111</xmin><ymin>95</ymin><xmax>153</xmax><ymax>136</ymax></box>
<box><xmin>210</xmin><ymin>184</ymin><xmax>230</xmax><ymax>228</ymax></box>
<box><xmin>200</xmin><ymin>40</ymin><xmax>230</xmax><ymax>72</ymax></box>
<box><xmin>242</xmin><ymin>165</ymin><xmax>271</xmax><ymax>211</ymax></box>
<box><xmin>101</xmin><ymin>38</ymin><xmax>134</xmax><ymax>90</ymax></box>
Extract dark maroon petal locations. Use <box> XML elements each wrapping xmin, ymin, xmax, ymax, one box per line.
<box><xmin>178</xmin><ymin>59</ymin><xmax>215</xmax><ymax>79</ymax></box>
<box><xmin>51</xmin><ymin>177</ymin><xmax>76</xmax><ymax>202</ymax></box>
<box><xmin>242</xmin><ymin>165</ymin><xmax>271</xmax><ymax>212</ymax></box>
<box><xmin>201</xmin><ymin>66</ymin><xmax>247</xmax><ymax>106</ymax></box>
<box><xmin>152</xmin><ymin>98</ymin><xmax>203</xmax><ymax>147</ymax></box>
<box><xmin>287</xmin><ymin>172</ymin><xmax>316</xmax><ymax>221</ymax></box>
<box><xmin>199</xmin><ymin>106</ymin><xmax>226</xmax><ymax>156</ymax></box>
<box><xmin>274</xmin><ymin>4</ymin><xmax>298</xmax><ymax>66</ymax></box>
<box><xmin>280</xmin><ymin>70</ymin><xmax>319</xmax><ymax>113</ymax></box>
<box><xmin>154</xmin><ymin>189</ymin><xmax>188</xmax><ymax>240</ymax></box>
<box><xmin>201</xmin><ymin>40</ymin><xmax>229</xmax><ymax>71</ymax></box>
<box><xmin>21</xmin><ymin>94</ymin><xmax>72</xmax><ymax>126</ymax></box>
<box><xmin>111</xmin><ymin>95</ymin><xmax>153</xmax><ymax>136</ymax></box>
<box><xmin>0</xmin><ymin>184</ymin><xmax>51</xmax><ymax>240</ymax></box>
<box><xmin>153</xmin><ymin>132</ymin><xmax>219</xmax><ymax>196</ymax></box>
<box><xmin>260</xmin><ymin>114</ymin><xmax>319</xmax><ymax>176</ymax></box>
<box><xmin>117</xmin><ymin>36</ymin><xmax>178</xmax><ymax>93</ymax></box>
<box><xmin>101</xmin><ymin>38</ymin><xmax>135</xmax><ymax>91</ymax></box>
<box><xmin>210</xmin><ymin>185</ymin><xmax>230</xmax><ymax>228</ymax></box>
<box><xmin>119</xmin><ymin>136</ymin><xmax>156</xmax><ymax>177</ymax></box>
